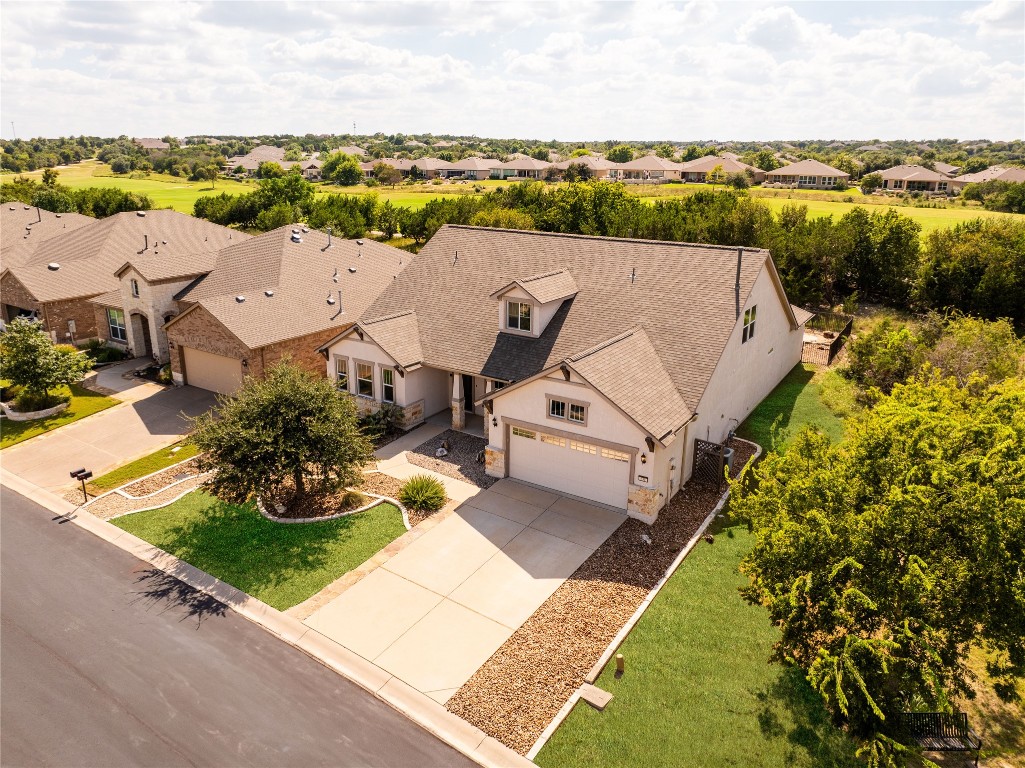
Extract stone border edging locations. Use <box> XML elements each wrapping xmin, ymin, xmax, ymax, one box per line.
<box><xmin>525</xmin><ymin>438</ymin><xmax>763</xmax><ymax>761</ymax></box>
<box><xmin>1</xmin><ymin>400</ymin><xmax>70</xmax><ymax>421</ymax></box>
<box><xmin>117</xmin><ymin>470</ymin><xmax>210</xmax><ymax>500</ymax></box>
<box><xmin>0</xmin><ymin>467</ymin><xmax>533</xmax><ymax>768</ymax></box>
<box><xmin>256</xmin><ymin>492</ymin><xmax>412</xmax><ymax>530</ymax></box>
<box><xmin>106</xmin><ymin>482</ymin><xmax>210</xmax><ymax>520</ymax></box>
<box><xmin>81</xmin><ymin>452</ymin><xmax>202</xmax><ymax>509</ymax></box>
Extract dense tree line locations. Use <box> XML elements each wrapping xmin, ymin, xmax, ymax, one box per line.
<box><xmin>0</xmin><ymin>174</ymin><xmax>153</xmax><ymax>217</ymax></box>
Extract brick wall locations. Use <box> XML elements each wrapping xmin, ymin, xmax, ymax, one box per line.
<box><xmin>165</xmin><ymin>305</ymin><xmax>250</xmax><ymax>378</ymax></box>
<box><xmin>253</xmin><ymin>326</ymin><xmax>344</xmax><ymax>379</ymax></box>
<box><xmin>1</xmin><ymin>273</ymin><xmax>40</xmax><ymax>320</ymax></box>
<box><xmin>43</xmin><ymin>297</ymin><xmax>102</xmax><ymax>343</ymax></box>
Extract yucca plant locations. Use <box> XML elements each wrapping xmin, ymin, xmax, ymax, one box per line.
<box><xmin>398</xmin><ymin>474</ymin><xmax>446</xmax><ymax>512</ymax></box>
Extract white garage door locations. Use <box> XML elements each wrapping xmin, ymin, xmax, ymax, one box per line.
<box><xmin>508</xmin><ymin>425</ymin><xmax>630</xmax><ymax>509</ymax></box>
<box><xmin>183</xmin><ymin>347</ymin><xmax>244</xmax><ymax>395</ymax></box>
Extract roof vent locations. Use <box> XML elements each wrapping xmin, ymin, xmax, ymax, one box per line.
<box><xmin>8</xmin><ymin>206</ymin><xmax>14</xmax><ymax>210</ymax></box>
<box><xmin>301</xmin><ymin>227</ymin><xmax>309</xmax><ymax>233</ymax></box>
<box><xmin>23</xmin><ymin>205</ymin><xmax>30</xmax><ymax>210</ymax></box>
<box><xmin>55</xmin><ymin>214</ymin><xmax>62</xmax><ymax>218</ymax></box>
<box><xmin>291</xmin><ymin>232</ymin><xmax>302</xmax><ymax>243</ymax></box>
<box><xmin>356</xmin><ymin>239</ymin><xmax>364</xmax><ymax>246</ymax></box>
<box><xmin>136</xmin><ymin>211</ymin><xmax>146</xmax><ymax>217</ymax></box>
<box><xmin>348</xmin><ymin>267</ymin><xmax>357</xmax><ymax>273</ymax></box>
<box><xmin>264</xmin><ymin>290</ymin><xmax>274</xmax><ymax>297</ymax></box>
<box><xmin>235</xmin><ymin>295</ymin><xmax>245</xmax><ymax>303</ymax></box>
<box><xmin>332</xmin><ymin>267</ymin><xmax>339</xmax><ymax>283</ymax></box>
<box><xmin>47</xmin><ymin>262</ymin><xmax>60</xmax><ymax>271</ymax></box>
<box><xmin>291</xmin><ymin>228</ymin><xmax>300</xmax><ymax>234</ymax></box>
<box><xmin>162</xmin><ymin>240</ymin><xmax>167</xmax><ymax>245</ymax></box>
<box><xmin>326</xmin><ymin>293</ymin><xmax>336</xmax><ymax>305</ymax></box>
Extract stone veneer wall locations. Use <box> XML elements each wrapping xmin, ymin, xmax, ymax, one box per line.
<box><xmin>627</xmin><ymin>485</ymin><xmax>661</xmax><ymax>525</ymax></box>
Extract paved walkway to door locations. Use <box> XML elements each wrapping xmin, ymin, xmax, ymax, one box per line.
<box><xmin>303</xmin><ymin>478</ymin><xmax>626</xmax><ymax>704</ymax></box>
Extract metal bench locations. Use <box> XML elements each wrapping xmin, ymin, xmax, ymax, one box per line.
<box><xmin>899</xmin><ymin>712</ymin><xmax>982</xmax><ymax>766</ymax></box>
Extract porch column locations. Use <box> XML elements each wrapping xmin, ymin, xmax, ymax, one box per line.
<box><xmin>451</xmin><ymin>373</ymin><xmax>465</xmax><ymax>430</ymax></box>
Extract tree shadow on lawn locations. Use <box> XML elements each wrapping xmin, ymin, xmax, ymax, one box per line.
<box><xmin>755</xmin><ymin>665</ymin><xmax>861</xmax><ymax>767</ymax></box>
<box><xmin>150</xmin><ymin>495</ymin><xmax>362</xmax><ymax>605</ymax></box>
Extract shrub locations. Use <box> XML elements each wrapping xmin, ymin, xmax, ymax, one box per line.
<box><xmin>82</xmin><ymin>339</ymin><xmax>126</xmax><ymax>364</ymax></box>
<box><xmin>13</xmin><ymin>390</ymin><xmax>68</xmax><ymax>412</ymax></box>
<box><xmin>157</xmin><ymin>364</ymin><xmax>173</xmax><ymax>384</ymax></box>
<box><xmin>430</xmin><ymin>178</ymin><xmax>443</xmax><ymax>185</ymax></box>
<box><xmin>359</xmin><ymin>402</ymin><xmax>404</xmax><ymax>437</ymax></box>
<box><xmin>364</xmin><ymin>178</ymin><xmax>379</xmax><ymax>188</ymax></box>
<box><xmin>0</xmin><ymin>318</ymin><xmax>92</xmax><ymax>399</ymax></box>
<box><xmin>399</xmin><ymin>474</ymin><xmax>446</xmax><ymax>511</ymax></box>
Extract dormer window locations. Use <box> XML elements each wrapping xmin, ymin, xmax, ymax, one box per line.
<box><xmin>507</xmin><ymin>301</ymin><xmax>532</xmax><ymax>332</ymax></box>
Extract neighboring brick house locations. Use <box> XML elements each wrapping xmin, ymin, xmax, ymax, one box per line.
<box><xmin>949</xmin><ymin>165</ymin><xmax>1025</xmax><ymax>191</ymax></box>
<box><xmin>1</xmin><ymin>209</ymin><xmax>236</xmax><ymax>347</ymax></box>
<box><xmin>763</xmin><ymin>159</ymin><xmax>850</xmax><ymax>189</ymax></box>
<box><xmin>610</xmin><ymin>155</ymin><xmax>685</xmax><ymax>181</ymax></box>
<box><xmin>320</xmin><ymin>225</ymin><xmax>809</xmax><ymax>524</ymax></box>
<box><xmin>163</xmin><ymin>225</ymin><xmax>412</xmax><ymax>394</ymax></box>
<box><xmin>1</xmin><ymin>204</ymin><xmax>94</xmax><ymax>271</ymax></box>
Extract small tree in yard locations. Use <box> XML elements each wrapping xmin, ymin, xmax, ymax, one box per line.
<box><xmin>0</xmin><ymin>317</ymin><xmax>92</xmax><ymax>408</ymax></box>
<box><xmin>190</xmin><ymin>361</ymin><xmax>374</xmax><ymax>507</ymax></box>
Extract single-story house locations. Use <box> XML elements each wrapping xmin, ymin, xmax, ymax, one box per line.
<box><xmin>763</xmin><ymin>159</ymin><xmax>850</xmax><ymax>189</ymax></box>
<box><xmin>552</xmin><ymin>155</ymin><xmax>617</xmax><ymax>179</ymax></box>
<box><xmin>876</xmin><ymin>164</ymin><xmax>952</xmax><ymax>193</ymax></box>
<box><xmin>134</xmin><ymin>137</ymin><xmax>171</xmax><ymax>151</ymax></box>
<box><xmin>610</xmin><ymin>155</ymin><xmax>684</xmax><ymax>182</ymax></box>
<box><xmin>680</xmin><ymin>155</ymin><xmax>766</xmax><ymax>183</ymax></box>
<box><xmin>337</xmin><ymin>145</ymin><xmax>367</xmax><ymax>157</ymax></box>
<box><xmin>494</xmin><ymin>157</ymin><xmax>552</xmax><ymax>179</ymax></box>
<box><xmin>949</xmin><ymin>165</ymin><xmax>1025</xmax><ymax>190</ymax></box>
<box><xmin>1</xmin><ymin>209</ymin><xmax>238</xmax><ymax>348</ymax></box>
<box><xmin>933</xmin><ymin>161</ymin><xmax>961</xmax><ymax>176</ymax></box>
<box><xmin>448</xmin><ymin>157</ymin><xmax>502</xmax><ymax>180</ymax></box>
<box><xmin>164</xmin><ymin>225</ymin><xmax>411</xmax><ymax>394</ymax></box>
<box><xmin>225</xmin><ymin>145</ymin><xmax>316</xmax><ymax>175</ymax></box>
<box><xmin>319</xmin><ymin>225</ymin><xmax>808</xmax><ymax>524</ymax></box>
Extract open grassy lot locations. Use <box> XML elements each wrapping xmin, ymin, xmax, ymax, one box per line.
<box><xmin>88</xmin><ymin>441</ymin><xmax>200</xmax><ymax>493</ymax></box>
<box><xmin>1</xmin><ymin>383</ymin><xmax>119</xmax><ymax>449</ymax></box>
<box><xmin>537</xmin><ymin>363</ymin><xmax>859</xmax><ymax>768</ymax></box>
<box><xmin>112</xmin><ymin>490</ymin><xmax>406</xmax><ymax>610</ymax></box>
<box><xmin>10</xmin><ymin>160</ymin><xmax>257</xmax><ymax>213</ymax></box>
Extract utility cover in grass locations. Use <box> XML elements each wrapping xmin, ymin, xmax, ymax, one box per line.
<box><xmin>113</xmin><ymin>490</ymin><xmax>406</xmax><ymax>611</ymax></box>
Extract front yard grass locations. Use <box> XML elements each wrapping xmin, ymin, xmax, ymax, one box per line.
<box><xmin>112</xmin><ymin>490</ymin><xmax>406</xmax><ymax>610</ymax></box>
<box><xmin>88</xmin><ymin>441</ymin><xmax>200</xmax><ymax>493</ymax></box>
<box><xmin>1</xmin><ymin>383</ymin><xmax>119</xmax><ymax>449</ymax></box>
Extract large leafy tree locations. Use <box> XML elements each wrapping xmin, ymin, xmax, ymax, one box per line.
<box><xmin>190</xmin><ymin>361</ymin><xmax>374</xmax><ymax>505</ymax></box>
<box><xmin>0</xmin><ymin>317</ymin><xmax>93</xmax><ymax>403</ymax></box>
<box><xmin>733</xmin><ymin>374</ymin><xmax>1025</xmax><ymax>763</ymax></box>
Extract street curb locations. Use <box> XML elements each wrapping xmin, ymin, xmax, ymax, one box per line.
<box><xmin>0</xmin><ymin>467</ymin><xmax>534</xmax><ymax>768</ymax></box>
<box><xmin>525</xmin><ymin>439</ymin><xmax>763</xmax><ymax>761</ymax></box>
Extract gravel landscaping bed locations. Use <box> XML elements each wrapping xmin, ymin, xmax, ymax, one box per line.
<box><xmin>262</xmin><ymin>484</ymin><xmax>370</xmax><ymax>520</ymax></box>
<box><xmin>84</xmin><ymin>476</ymin><xmax>209</xmax><ymax>520</ymax></box>
<box><xmin>406</xmin><ymin>429</ymin><xmax>496</xmax><ymax>489</ymax></box>
<box><xmin>360</xmin><ymin>471</ymin><xmax>449</xmax><ymax>527</ymax></box>
<box><xmin>446</xmin><ymin>438</ymin><xmax>758</xmax><ymax>754</ymax></box>
<box><xmin>122</xmin><ymin>458</ymin><xmax>202</xmax><ymax>497</ymax></box>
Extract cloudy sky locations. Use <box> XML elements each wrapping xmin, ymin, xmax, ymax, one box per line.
<box><xmin>1</xmin><ymin>1</ymin><xmax>1022</xmax><ymax>141</ymax></box>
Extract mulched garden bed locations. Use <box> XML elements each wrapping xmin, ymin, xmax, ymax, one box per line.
<box><xmin>445</xmin><ymin>438</ymin><xmax>758</xmax><ymax>754</ymax></box>
<box><xmin>122</xmin><ymin>457</ymin><xmax>203</xmax><ymax>497</ymax></box>
<box><xmin>262</xmin><ymin>481</ymin><xmax>370</xmax><ymax>520</ymax></box>
<box><xmin>406</xmin><ymin>429</ymin><xmax>496</xmax><ymax>489</ymax></box>
<box><xmin>360</xmin><ymin>471</ymin><xmax>450</xmax><ymax>528</ymax></box>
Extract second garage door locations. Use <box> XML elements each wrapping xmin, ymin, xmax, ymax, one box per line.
<box><xmin>508</xmin><ymin>425</ymin><xmax>631</xmax><ymax>509</ymax></box>
<box><xmin>183</xmin><ymin>347</ymin><xmax>244</xmax><ymax>395</ymax></box>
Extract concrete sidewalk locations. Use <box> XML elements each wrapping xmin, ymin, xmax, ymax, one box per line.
<box><xmin>375</xmin><ymin>422</ymin><xmax>482</xmax><ymax>504</ymax></box>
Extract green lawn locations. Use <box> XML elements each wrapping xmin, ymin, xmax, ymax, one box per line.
<box><xmin>735</xmin><ymin>363</ymin><xmax>847</xmax><ymax>449</ymax></box>
<box><xmin>1</xmin><ymin>383</ymin><xmax>119</xmax><ymax>449</ymax></box>
<box><xmin>88</xmin><ymin>441</ymin><xmax>200</xmax><ymax>492</ymax></box>
<box><xmin>112</xmin><ymin>490</ymin><xmax>407</xmax><ymax>610</ymax></box>
<box><xmin>538</xmin><ymin>362</ymin><xmax>858</xmax><ymax>768</ymax></box>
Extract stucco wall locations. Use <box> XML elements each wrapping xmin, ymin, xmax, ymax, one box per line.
<box><xmin>690</xmin><ymin>263</ymin><xmax>803</xmax><ymax>465</ymax></box>
<box><xmin>406</xmin><ymin>365</ymin><xmax>451</xmax><ymax>417</ymax></box>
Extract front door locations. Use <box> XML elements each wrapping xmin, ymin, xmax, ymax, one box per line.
<box><xmin>462</xmin><ymin>374</ymin><xmax>474</xmax><ymax>411</ymax></box>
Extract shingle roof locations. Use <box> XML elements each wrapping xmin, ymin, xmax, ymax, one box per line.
<box><xmin>4</xmin><ymin>209</ymin><xmax>241</xmax><ymax>302</ymax></box>
<box><xmin>1</xmin><ymin>205</ymin><xmax>94</xmax><ymax>266</ymax></box>
<box><xmin>953</xmin><ymin>166</ymin><xmax>1025</xmax><ymax>184</ymax></box>
<box><xmin>489</xmin><ymin>269</ymin><xmax>579</xmax><ymax>305</ymax></box>
<box><xmin>358</xmin><ymin>311</ymin><xmax>424</xmax><ymax>368</ymax></box>
<box><xmin>681</xmin><ymin>155</ymin><xmax>757</xmax><ymax>174</ymax></box>
<box><xmin>790</xmin><ymin>305</ymin><xmax>815</xmax><ymax>326</ymax></box>
<box><xmin>554</xmin><ymin>156</ymin><xmax>617</xmax><ymax>171</ymax></box>
<box><xmin>765</xmin><ymin>159</ymin><xmax>849</xmax><ymax>178</ymax></box>
<box><xmin>88</xmin><ymin>290</ymin><xmax>123</xmax><ymax>308</ymax></box>
<box><xmin>617</xmin><ymin>155</ymin><xmax>684</xmax><ymax>171</ymax></box>
<box><xmin>453</xmin><ymin>157</ymin><xmax>502</xmax><ymax>171</ymax></box>
<box><xmin>876</xmin><ymin>164</ymin><xmax>952</xmax><ymax>182</ymax></box>
<box><xmin>135</xmin><ymin>137</ymin><xmax>170</xmax><ymax>150</ymax></box>
<box><xmin>497</xmin><ymin>157</ymin><xmax>552</xmax><ymax>171</ymax></box>
<box><xmin>173</xmin><ymin>226</ymin><xmax>411</xmax><ymax>349</ymax></box>
<box><xmin>357</xmin><ymin>225</ymin><xmax>783</xmax><ymax>412</ymax></box>
<box><xmin>566</xmin><ymin>327</ymin><xmax>691</xmax><ymax>440</ymax></box>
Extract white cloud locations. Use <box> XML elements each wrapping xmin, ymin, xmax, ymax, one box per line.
<box><xmin>0</xmin><ymin>0</ymin><xmax>1021</xmax><ymax>140</ymax></box>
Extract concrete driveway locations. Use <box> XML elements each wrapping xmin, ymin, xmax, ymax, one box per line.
<box><xmin>1</xmin><ymin>385</ymin><xmax>216</xmax><ymax>491</ymax></box>
<box><xmin>303</xmin><ymin>478</ymin><xmax>626</xmax><ymax>704</ymax></box>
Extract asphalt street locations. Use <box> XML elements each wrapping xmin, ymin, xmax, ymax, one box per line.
<box><xmin>0</xmin><ymin>485</ymin><xmax>476</xmax><ymax>767</ymax></box>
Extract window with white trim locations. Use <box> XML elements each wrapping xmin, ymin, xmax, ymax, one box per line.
<box><xmin>130</xmin><ymin>278</ymin><xmax>140</xmax><ymax>298</ymax></box>
<box><xmin>512</xmin><ymin>426</ymin><xmax>536</xmax><ymax>439</ymax></box>
<box><xmin>356</xmin><ymin>362</ymin><xmax>374</xmax><ymax>398</ymax></box>
<box><xmin>743</xmin><ymin>305</ymin><xmax>757</xmax><ymax>343</ymax></box>
<box><xmin>107</xmin><ymin>308</ymin><xmax>127</xmax><ymax>342</ymax></box>
<box><xmin>334</xmin><ymin>357</ymin><xmax>349</xmax><ymax>391</ymax></box>
<box><xmin>507</xmin><ymin>301</ymin><xmax>532</xmax><ymax>332</ymax></box>
<box><xmin>549</xmin><ymin>399</ymin><xmax>566</xmax><ymax>419</ymax></box>
<box><xmin>569</xmin><ymin>403</ymin><xmax>586</xmax><ymax>423</ymax></box>
<box><xmin>540</xmin><ymin>433</ymin><xmax>565</xmax><ymax>447</ymax></box>
<box><xmin>382</xmin><ymin>368</ymin><xmax>395</xmax><ymax>403</ymax></box>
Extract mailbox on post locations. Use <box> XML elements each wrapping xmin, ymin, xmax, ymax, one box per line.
<box><xmin>69</xmin><ymin>468</ymin><xmax>93</xmax><ymax>503</ymax></box>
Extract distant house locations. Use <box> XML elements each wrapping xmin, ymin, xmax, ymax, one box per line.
<box><xmin>680</xmin><ymin>155</ymin><xmax>765</xmax><ymax>183</ymax></box>
<box><xmin>337</xmin><ymin>145</ymin><xmax>367</xmax><ymax>157</ymax></box>
<box><xmin>163</xmin><ymin>226</ymin><xmax>409</xmax><ymax>394</ymax></box>
<box><xmin>949</xmin><ymin>166</ymin><xmax>1025</xmax><ymax>190</ymax></box>
<box><xmin>224</xmin><ymin>145</ymin><xmax>288</xmax><ymax>174</ymax></box>
<box><xmin>933</xmin><ymin>161</ymin><xmax>960</xmax><ymax>176</ymax></box>
<box><xmin>876</xmin><ymin>165</ymin><xmax>952</xmax><ymax>194</ymax></box>
<box><xmin>553</xmin><ymin>155</ymin><xmax>617</xmax><ymax>180</ymax></box>
<box><xmin>134</xmin><ymin>137</ymin><xmax>170</xmax><ymax>151</ymax></box>
<box><xmin>763</xmin><ymin>159</ymin><xmax>849</xmax><ymax>189</ymax></box>
<box><xmin>450</xmin><ymin>157</ymin><xmax>502</xmax><ymax>180</ymax></box>
<box><xmin>1</xmin><ymin>205</ymin><xmax>94</xmax><ymax>272</ymax></box>
<box><xmin>494</xmin><ymin>157</ymin><xmax>552</xmax><ymax>179</ymax></box>
<box><xmin>610</xmin><ymin>155</ymin><xmax>684</xmax><ymax>182</ymax></box>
